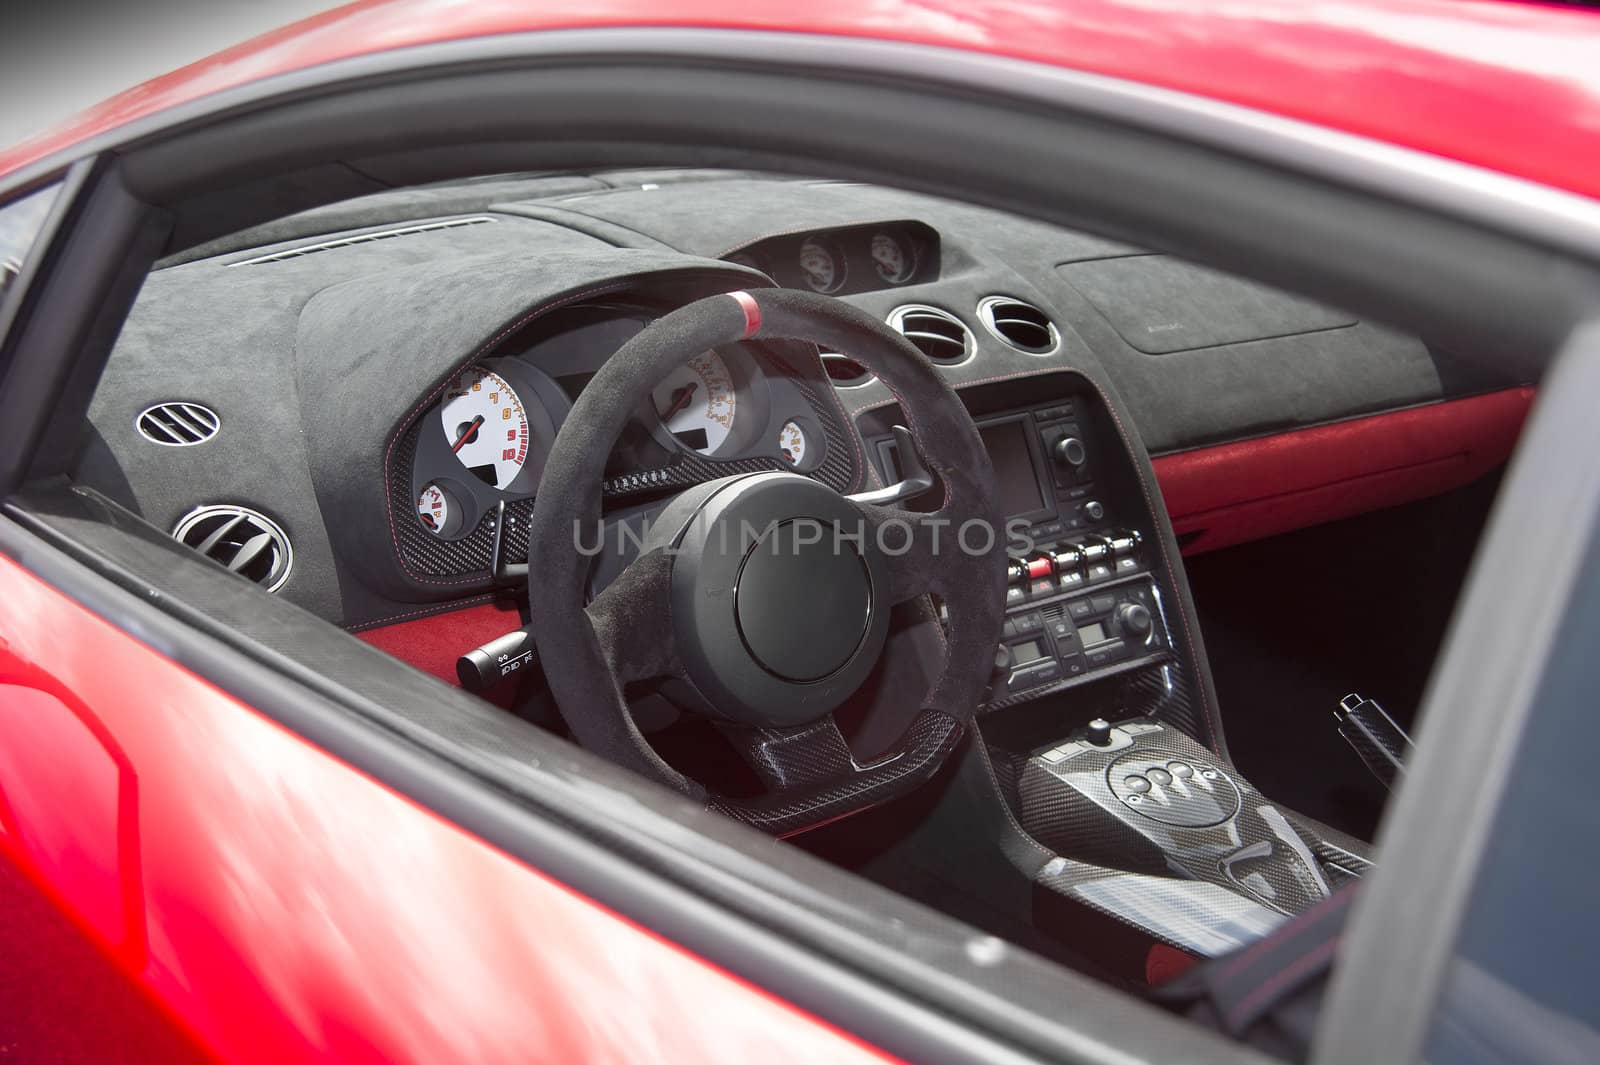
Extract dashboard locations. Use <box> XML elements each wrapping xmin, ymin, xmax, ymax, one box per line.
<box><xmin>76</xmin><ymin>171</ymin><xmax>1521</xmax><ymax>633</ymax></box>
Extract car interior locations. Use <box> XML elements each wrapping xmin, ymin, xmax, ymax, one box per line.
<box><xmin>16</xmin><ymin>19</ymin><xmax>1599</xmax><ymax>1052</ymax></box>
<box><xmin>20</xmin><ymin>159</ymin><xmax>1530</xmax><ymax>1042</ymax></box>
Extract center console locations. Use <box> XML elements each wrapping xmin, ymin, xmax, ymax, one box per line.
<box><xmin>858</xmin><ymin>373</ymin><xmax>1374</xmax><ymax>959</ymax></box>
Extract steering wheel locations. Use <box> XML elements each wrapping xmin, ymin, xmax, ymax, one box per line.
<box><xmin>526</xmin><ymin>288</ymin><xmax>1005</xmax><ymax>835</ymax></box>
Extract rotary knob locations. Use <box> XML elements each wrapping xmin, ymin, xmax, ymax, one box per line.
<box><xmin>1053</xmin><ymin>437</ymin><xmax>1087</xmax><ymax>469</ymax></box>
<box><xmin>1116</xmin><ymin>602</ymin><xmax>1153</xmax><ymax>639</ymax></box>
<box><xmin>1085</xmin><ymin>718</ymin><xmax>1114</xmax><ymax>747</ymax></box>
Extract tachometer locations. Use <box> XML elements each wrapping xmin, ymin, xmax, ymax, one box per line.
<box><xmin>440</xmin><ymin>367</ymin><xmax>528</xmax><ymax>489</ymax></box>
<box><xmin>653</xmin><ymin>351</ymin><xmax>737</xmax><ymax>455</ymax></box>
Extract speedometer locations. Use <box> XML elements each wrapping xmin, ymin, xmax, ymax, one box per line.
<box><xmin>653</xmin><ymin>351</ymin><xmax>737</xmax><ymax>455</ymax></box>
<box><xmin>440</xmin><ymin>367</ymin><xmax>528</xmax><ymax>489</ymax></box>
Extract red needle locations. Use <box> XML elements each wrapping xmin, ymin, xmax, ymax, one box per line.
<box><xmin>661</xmin><ymin>382</ymin><xmax>698</xmax><ymax>421</ymax></box>
<box><xmin>450</xmin><ymin>415</ymin><xmax>484</xmax><ymax>454</ymax></box>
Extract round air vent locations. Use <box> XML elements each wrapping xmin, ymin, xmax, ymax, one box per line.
<box><xmin>978</xmin><ymin>296</ymin><xmax>1060</xmax><ymax>355</ymax></box>
<box><xmin>137</xmin><ymin>401</ymin><xmax>220</xmax><ymax>446</ymax></box>
<box><xmin>886</xmin><ymin>305</ymin><xmax>974</xmax><ymax>366</ymax></box>
<box><xmin>173</xmin><ymin>505</ymin><xmax>292</xmax><ymax>592</ymax></box>
<box><xmin>819</xmin><ymin>351</ymin><xmax>874</xmax><ymax>388</ymax></box>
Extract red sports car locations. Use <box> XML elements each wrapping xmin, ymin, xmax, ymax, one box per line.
<box><xmin>2</xmin><ymin>1</ymin><xmax>1598</xmax><ymax>1062</ymax></box>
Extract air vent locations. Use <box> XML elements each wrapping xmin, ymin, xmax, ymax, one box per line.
<box><xmin>820</xmin><ymin>352</ymin><xmax>874</xmax><ymax>388</ymax></box>
<box><xmin>137</xmin><ymin>401</ymin><xmax>219</xmax><ymax>446</ymax></box>
<box><xmin>226</xmin><ymin>216</ymin><xmax>495</xmax><ymax>267</ymax></box>
<box><xmin>887</xmin><ymin>305</ymin><xmax>974</xmax><ymax>366</ymax></box>
<box><xmin>978</xmin><ymin>296</ymin><xmax>1060</xmax><ymax>355</ymax></box>
<box><xmin>173</xmin><ymin>506</ymin><xmax>292</xmax><ymax>592</ymax></box>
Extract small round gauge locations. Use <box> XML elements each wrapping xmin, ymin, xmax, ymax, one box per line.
<box><xmin>653</xmin><ymin>350</ymin><xmax>738</xmax><ymax>455</ymax></box>
<box><xmin>870</xmin><ymin>230</ymin><xmax>917</xmax><ymax>284</ymax></box>
<box><xmin>440</xmin><ymin>367</ymin><xmax>528</xmax><ymax>490</ymax></box>
<box><xmin>798</xmin><ymin>237</ymin><xmax>846</xmax><ymax>294</ymax></box>
<box><xmin>778</xmin><ymin>420</ymin><xmax>808</xmax><ymax>466</ymax></box>
<box><xmin>416</xmin><ymin>482</ymin><xmax>461</xmax><ymax>537</ymax></box>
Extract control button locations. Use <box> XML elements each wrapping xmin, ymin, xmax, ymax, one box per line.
<box><xmin>1008</xmin><ymin>662</ymin><xmax>1060</xmax><ymax>693</ymax></box>
<box><xmin>1147</xmin><ymin>767</ymin><xmax>1173</xmax><ymax>786</ymax></box>
<box><xmin>1050</xmin><ymin>545</ymin><xmax>1083</xmax><ymax>571</ymax></box>
<box><xmin>1168</xmin><ymin>761</ymin><xmax>1193</xmax><ymax>778</ymax></box>
<box><xmin>1038</xmin><ymin>522</ymin><xmax>1064</xmax><ymax>539</ymax></box>
<box><xmin>1005</xmin><ymin>586</ymin><xmax>1026</xmax><ymax>606</ymax></box>
<box><xmin>1040</xmin><ymin>746</ymin><xmax>1071</xmax><ymax>765</ymax></box>
<box><xmin>1002</xmin><ymin>619</ymin><xmax>1018</xmax><ymax>638</ymax></box>
<box><xmin>1026</xmin><ymin>556</ymin><xmax>1054</xmax><ymax>580</ymax></box>
<box><xmin>1006</xmin><ymin>559</ymin><xmax>1028</xmax><ymax>583</ymax></box>
<box><xmin>1116</xmin><ymin>602</ymin><xmax>1153</xmax><ymax>639</ymax></box>
<box><xmin>1081</xmin><ymin>540</ymin><xmax>1109</xmax><ymax>563</ymax></box>
<box><xmin>1060</xmin><ymin>654</ymin><xmax>1086</xmax><ymax>676</ymax></box>
<box><xmin>1123</xmin><ymin>775</ymin><xmax>1151</xmax><ymax>795</ymax></box>
<box><xmin>1124</xmin><ymin>793</ymin><xmax>1143</xmax><ymax>805</ymax></box>
<box><xmin>1109</xmin><ymin>532</ymin><xmax>1139</xmax><ymax>556</ymax></box>
<box><xmin>1123</xmin><ymin>721</ymin><xmax>1163</xmax><ymax>735</ymax></box>
<box><xmin>1086</xmin><ymin>562</ymin><xmax>1115</xmax><ymax>583</ymax></box>
<box><xmin>1015</xmin><ymin>612</ymin><xmax>1044</xmax><ymax>633</ymax></box>
<box><xmin>1068</xmin><ymin>485</ymin><xmax>1092</xmax><ymax>500</ymax></box>
<box><xmin>1048</xmin><ymin>619</ymin><xmax>1076</xmax><ymax>643</ymax></box>
<box><xmin>1053</xmin><ymin>437</ymin><xmax>1087</xmax><ymax>469</ymax></box>
<box><xmin>1088</xmin><ymin>649</ymin><xmax>1115</xmax><ymax>667</ymax></box>
<box><xmin>1029</xmin><ymin>577</ymin><xmax>1056</xmax><ymax>599</ymax></box>
<box><xmin>1059</xmin><ymin>570</ymin><xmax>1086</xmax><ymax>589</ymax></box>
<box><xmin>1090</xmin><ymin>594</ymin><xmax>1116</xmax><ymax>614</ymax></box>
<box><xmin>1085</xmin><ymin>718</ymin><xmax>1114</xmax><ymax>747</ymax></box>
<box><xmin>1067</xmin><ymin>598</ymin><xmax>1095</xmax><ymax>620</ymax></box>
<box><xmin>1115</xmin><ymin>557</ymin><xmax>1140</xmax><ymax>574</ymax></box>
<box><xmin>1081</xmin><ymin>500</ymin><xmax>1105</xmax><ymax>522</ymax></box>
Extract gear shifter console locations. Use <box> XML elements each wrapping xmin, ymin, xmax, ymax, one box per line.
<box><xmin>1018</xmin><ymin>717</ymin><xmax>1363</xmax><ymax>918</ymax></box>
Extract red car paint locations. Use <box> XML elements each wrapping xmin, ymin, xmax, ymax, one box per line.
<box><xmin>4</xmin><ymin>1</ymin><xmax>1600</xmax><ymax>202</ymax></box>
<box><xmin>0</xmin><ymin>558</ymin><xmax>900</xmax><ymax>1064</ymax></box>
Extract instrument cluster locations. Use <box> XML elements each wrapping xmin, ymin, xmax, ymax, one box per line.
<box><xmin>406</xmin><ymin>308</ymin><xmax>836</xmax><ymax>547</ymax></box>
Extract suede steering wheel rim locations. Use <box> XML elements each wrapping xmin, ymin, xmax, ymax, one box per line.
<box><xmin>526</xmin><ymin>288</ymin><xmax>1006</xmax><ymax>835</ymax></box>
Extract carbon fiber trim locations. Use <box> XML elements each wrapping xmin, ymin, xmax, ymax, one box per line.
<box><xmin>1036</xmin><ymin>856</ymin><xmax>1287</xmax><ymax>958</ymax></box>
<box><xmin>710</xmin><ymin>711</ymin><xmax>964</xmax><ymax>837</ymax></box>
<box><xmin>1011</xmin><ymin>718</ymin><xmax>1365</xmax><ymax>918</ymax></box>
<box><xmin>388</xmin><ymin>340</ymin><xmax>859</xmax><ymax>583</ymax></box>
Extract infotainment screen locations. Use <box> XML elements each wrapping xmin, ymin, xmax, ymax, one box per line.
<box><xmin>978</xmin><ymin>419</ymin><xmax>1047</xmax><ymax>518</ymax></box>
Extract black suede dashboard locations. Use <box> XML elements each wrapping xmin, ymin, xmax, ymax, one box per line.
<box><xmin>77</xmin><ymin>172</ymin><xmax>1518</xmax><ymax>628</ymax></box>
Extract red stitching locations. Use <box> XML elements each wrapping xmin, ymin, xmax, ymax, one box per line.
<box><xmin>1223</xmin><ymin>936</ymin><xmax>1339</xmax><ymax>1031</ymax></box>
<box><xmin>714</xmin><ymin>218</ymin><xmax>893</xmax><ymax>261</ymax></box>
<box><xmin>382</xmin><ymin>280</ymin><xmax>637</xmax><ymax>586</ymax></box>
<box><xmin>347</xmin><ymin>594</ymin><xmax>501</xmax><ymax>631</ymax></box>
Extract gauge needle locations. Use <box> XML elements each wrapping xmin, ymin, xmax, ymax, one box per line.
<box><xmin>660</xmin><ymin>382</ymin><xmax>698</xmax><ymax>421</ymax></box>
<box><xmin>450</xmin><ymin>415</ymin><xmax>484</xmax><ymax>454</ymax></box>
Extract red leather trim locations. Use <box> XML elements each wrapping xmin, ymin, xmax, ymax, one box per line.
<box><xmin>1152</xmin><ymin>388</ymin><xmax>1533</xmax><ymax>556</ymax></box>
<box><xmin>354</xmin><ymin>600</ymin><xmax>523</xmax><ymax>689</ymax></box>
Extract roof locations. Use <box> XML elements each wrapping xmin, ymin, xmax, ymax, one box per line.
<box><xmin>3</xmin><ymin>0</ymin><xmax>1599</xmax><ymax>199</ymax></box>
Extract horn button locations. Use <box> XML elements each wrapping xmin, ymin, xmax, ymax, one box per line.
<box><xmin>736</xmin><ymin>520</ymin><xmax>872</xmax><ymax>682</ymax></box>
<box><xmin>661</xmin><ymin>472</ymin><xmax>891</xmax><ymax>730</ymax></box>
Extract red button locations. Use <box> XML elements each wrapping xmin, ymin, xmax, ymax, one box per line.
<box><xmin>1026</xmin><ymin>557</ymin><xmax>1054</xmax><ymax>579</ymax></box>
